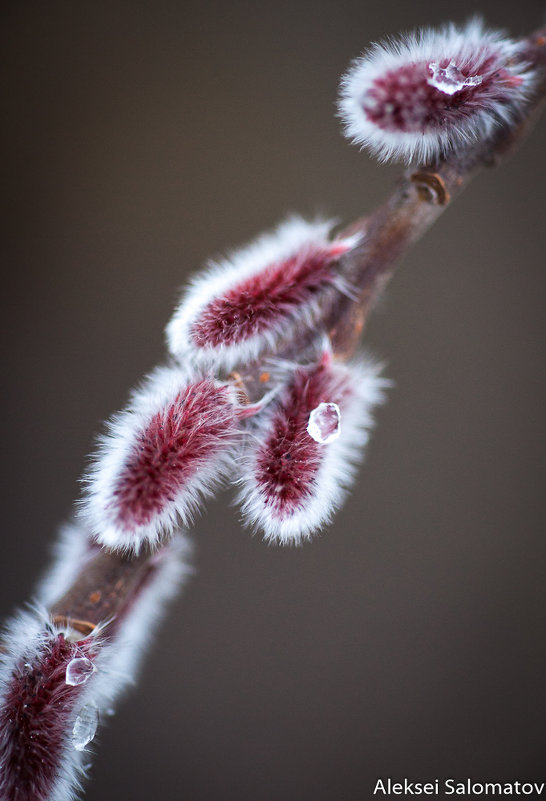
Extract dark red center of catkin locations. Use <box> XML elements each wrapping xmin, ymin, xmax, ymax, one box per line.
<box><xmin>255</xmin><ymin>364</ymin><xmax>350</xmax><ymax>518</ymax></box>
<box><xmin>363</xmin><ymin>52</ymin><xmax>516</xmax><ymax>133</ymax></box>
<box><xmin>191</xmin><ymin>246</ymin><xmax>339</xmax><ymax>349</ymax></box>
<box><xmin>0</xmin><ymin>634</ymin><xmax>96</xmax><ymax>801</ymax></box>
<box><xmin>113</xmin><ymin>380</ymin><xmax>235</xmax><ymax>530</ymax></box>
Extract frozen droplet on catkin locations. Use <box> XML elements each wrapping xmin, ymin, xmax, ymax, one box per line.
<box><xmin>65</xmin><ymin>656</ymin><xmax>96</xmax><ymax>686</ymax></box>
<box><xmin>338</xmin><ymin>20</ymin><xmax>533</xmax><ymax>163</ymax></box>
<box><xmin>72</xmin><ymin>702</ymin><xmax>99</xmax><ymax>751</ymax></box>
<box><xmin>307</xmin><ymin>402</ymin><xmax>341</xmax><ymax>444</ymax></box>
<box><xmin>427</xmin><ymin>60</ymin><xmax>483</xmax><ymax>95</ymax></box>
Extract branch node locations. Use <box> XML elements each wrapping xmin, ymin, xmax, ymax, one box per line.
<box><xmin>410</xmin><ymin>171</ymin><xmax>450</xmax><ymax>205</ymax></box>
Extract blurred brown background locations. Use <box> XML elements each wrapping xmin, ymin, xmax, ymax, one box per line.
<box><xmin>2</xmin><ymin>1</ymin><xmax>545</xmax><ymax>799</ymax></box>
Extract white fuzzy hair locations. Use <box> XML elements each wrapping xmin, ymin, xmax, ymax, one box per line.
<box><xmin>338</xmin><ymin>18</ymin><xmax>534</xmax><ymax>164</ymax></box>
<box><xmin>0</xmin><ymin>534</ymin><xmax>191</xmax><ymax>801</ymax></box>
<box><xmin>166</xmin><ymin>216</ymin><xmax>357</xmax><ymax>372</ymax></box>
<box><xmin>235</xmin><ymin>358</ymin><xmax>387</xmax><ymax>545</ymax></box>
<box><xmin>36</xmin><ymin>520</ymin><xmax>101</xmax><ymax>608</ymax></box>
<box><xmin>80</xmin><ymin>364</ymin><xmax>238</xmax><ymax>554</ymax></box>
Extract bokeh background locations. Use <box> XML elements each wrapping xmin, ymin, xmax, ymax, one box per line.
<box><xmin>2</xmin><ymin>1</ymin><xmax>545</xmax><ymax>799</ymax></box>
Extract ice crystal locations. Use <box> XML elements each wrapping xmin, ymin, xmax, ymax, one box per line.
<box><xmin>65</xmin><ymin>656</ymin><xmax>96</xmax><ymax>687</ymax></box>
<box><xmin>72</xmin><ymin>703</ymin><xmax>99</xmax><ymax>751</ymax></box>
<box><xmin>307</xmin><ymin>402</ymin><xmax>341</xmax><ymax>444</ymax></box>
<box><xmin>427</xmin><ymin>60</ymin><xmax>483</xmax><ymax>94</ymax></box>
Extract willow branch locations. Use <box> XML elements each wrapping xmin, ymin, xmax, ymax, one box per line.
<box><xmin>12</xmin><ymin>21</ymin><xmax>546</xmax><ymax>673</ymax></box>
<box><xmin>0</xmin><ymin>22</ymin><xmax>544</xmax><ymax>801</ymax></box>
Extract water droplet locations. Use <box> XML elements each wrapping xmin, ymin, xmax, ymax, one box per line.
<box><xmin>72</xmin><ymin>702</ymin><xmax>99</xmax><ymax>751</ymax></box>
<box><xmin>65</xmin><ymin>657</ymin><xmax>96</xmax><ymax>686</ymax></box>
<box><xmin>307</xmin><ymin>402</ymin><xmax>341</xmax><ymax>444</ymax></box>
<box><xmin>427</xmin><ymin>61</ymin><xmax>482</xmax><ymax>95</ymax></box>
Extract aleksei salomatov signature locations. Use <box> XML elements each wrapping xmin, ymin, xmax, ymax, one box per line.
<box><xmin>373</xmin><ymin>779</ymin><xmax>545</xmax><ymax>796</ymax></box>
